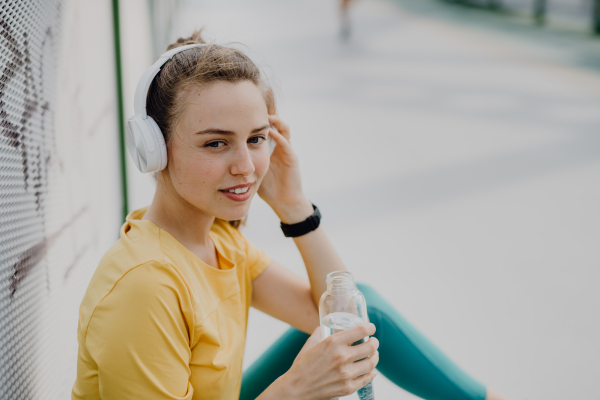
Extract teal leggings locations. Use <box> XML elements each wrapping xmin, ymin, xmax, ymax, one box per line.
<box><xmin>241</xmin><ymin>283</ymin><xmax>486</xmax><ymax>400</ymax></box>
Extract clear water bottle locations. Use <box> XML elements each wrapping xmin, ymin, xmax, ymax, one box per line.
<box><xmin>319</xmin><ymin>271</ymin><xmax>374</xmax><ymax>400</ymax></box>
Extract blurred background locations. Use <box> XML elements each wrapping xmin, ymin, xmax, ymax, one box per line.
<box><xmin>1</xmin><ymin>0</ymin><xmax>599</xmax><ymax>399</ymax></box>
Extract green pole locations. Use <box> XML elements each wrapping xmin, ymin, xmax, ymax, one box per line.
<box><xmin>533</xmin><ymin>0</ymin><xmax>546</xmax><ymax>25</ymax></box>
<box><xmin>111</xmin><ymin>0</ymin><xmax>129</xmax><ymax>223</ymax></box>
<box><xmin>594</xmin><ymin>0</ymin><xmax>600</xmax><ymax>34</ymax></box>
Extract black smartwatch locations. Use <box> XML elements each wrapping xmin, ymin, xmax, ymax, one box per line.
<box><xmin>280</xmin><ymin>204</ymin><xmax>321</xmax><ymax>237</ymax></box>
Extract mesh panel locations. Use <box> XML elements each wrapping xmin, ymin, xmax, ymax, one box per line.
<box><xmin>0</xmin><ymin>0</ymin><xmax>181</xmax><ymax>397</ymax></box>
<box><xmin>0</xmin><ymin>1</ymin><xmax>62</xmax><ymax>398</ymax></box>
<box><xmin>0</xmin><ymin>1</ymin><xmax>123</xmax><ymax>399</ymax></box>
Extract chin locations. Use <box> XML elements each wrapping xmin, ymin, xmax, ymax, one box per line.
<box><xmin>213</xmin><ymin>205</ymin><xmax>250</xmax><ymax>223</ymax></box>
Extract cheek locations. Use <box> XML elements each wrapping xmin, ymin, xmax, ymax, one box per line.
<box><xmin>253</xmin><ymin>150</ymin><xmax>270</xmax><ymax>180</ymax></box>
<box><xmin>169</xmin><ymin>148</ymin><xmax>224</xmax><ymax>190</ymax></box>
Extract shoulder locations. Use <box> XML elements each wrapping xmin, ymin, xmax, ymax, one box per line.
<box><xmin>211</xmin><ymin>219</ymin><xmax>272</xmax><ymax>280</ymax></box>
<box><xmin>211</xmin><ymin>218</ymin><xmax>244</xmax><ymax>239</ymax></box>
<box><xmin>210</xmin><ymin>219</ymin><xmax>250</xmax><ymax>253</ymax></box>
<box><xmin>79</xmin><ymin>259</ymin><xmax>193</xmax><ymax>339</ymax></box>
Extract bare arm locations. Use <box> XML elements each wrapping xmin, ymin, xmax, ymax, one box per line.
<box><xmin>251</xmin><ymin>114</ymin><xmax>379</xmax><ymax>400</ymax></box>
<box><xmin>289</xmin><ymin>223</ymin><xmax>346</xmax><ymax>307</ymax></box>
<box><xmin>255</xmin><ymin>114</ymin><xmax>346</xmax><ymax>314</ymax></box>
<box><xmin>252</xmin><ymin>113</ymin><xmax>507</xmax><ymax>400</ymax></box>
<box><xmin>252</xmin><ymin>261</ymin><xmax>319</xmax><ymax>334</ymax></box>
<box><xmin>251</xmin><ymin>195</ymin><xmax>345</xmax><ymax>332</ymax></box>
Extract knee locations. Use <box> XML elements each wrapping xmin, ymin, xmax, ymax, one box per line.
<box><xmin>355</xmin><ymin>282</ymin><xmax>373</xmax><ymax>292</ymax></box>
<box><xmin>281</xmin><ymin>327</ymin><xmax>311</xmax><ymax>345</ymax></box>
<box><xmin>356</xmin><ymin>283</ymin><xmax>399</xmax><ymax>324</ymax></box>
<box><xmin>356</xmin><ymin>282</ymin><xmax>379</xmax><ymax>301</ymax></box>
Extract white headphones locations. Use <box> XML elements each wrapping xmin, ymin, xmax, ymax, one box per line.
<box><xmin>125</xmin><ymin>44</ymin><xmax>207</xmax><ymax>173</ymax></box>
<box><xmin>126</xmin><ymin>43</ymin><xmax>276</xmax><ymax>173</ymax></box>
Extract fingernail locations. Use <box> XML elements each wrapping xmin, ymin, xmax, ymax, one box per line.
<box><xmin>373</xmin><ymin>371</ymin><xmax>379</xmax><ymax>379</ymax></box>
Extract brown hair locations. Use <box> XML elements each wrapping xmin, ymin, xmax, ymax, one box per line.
<box><xmin>147</xmin><ymin>30</ymin><xmax>274</xmax><ymax>228</ymax></box>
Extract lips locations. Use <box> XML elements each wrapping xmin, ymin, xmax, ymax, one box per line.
<box><xmin>224</xmin><ymin>186</ymin><xmax>250</xmax><ymax>195</ymax></box>
<box><xmin>219</xmin><ymin>182</ymin><xmax>254</xmax><ymax>202</ymax></box>
<box><xmin>220</xmin><ymin>182</ymin><xmax>254</xmax><ymax>191</ymax></box>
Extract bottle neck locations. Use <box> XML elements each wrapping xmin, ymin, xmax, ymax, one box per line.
<box><xmin>326</xmin><ymin>271</ymin><xmax>357</xmax><ymax>295</ymax></box>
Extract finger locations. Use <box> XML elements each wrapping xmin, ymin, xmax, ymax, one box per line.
<box><xmin>352</xmin><ymin>369</ymin><xmax>378</xmax><ymax>391</ymax></box>
<box><xmin>298</xmin><ymin>326</ymin><xmax>322</xmax><ymax>357</ymax></box>
<box><xmin>336</xmin><ymin>323</ymin><xmax>375</xmax><ymax>345</ymax></box>
<box><xmin>268</xmin><ymin>115</ymin><xmax>290</xmax><ymax>140</ymax></box>
<box><xmin>308</xmin><ymin>326</ymin><xmax>322</xmax><ymax>343</ymax></box>
<box><xmin>268</xmin><ymin>115</ymin><xmax>290</xmax><ymax>139</ymax></box>
<box><xmin>348</xmin><ymin>350</ymin><xmax>379</xmax><ymax>378</ymax></box>
<box><xmin>349</xmin><ymin>337</ymin><xmax>379</xmax><ymax>362</ymax></box>
<box><xmin>268</xmin><ymin>127</ymin><xmax>292</xmax><ymax>153</ymax></box>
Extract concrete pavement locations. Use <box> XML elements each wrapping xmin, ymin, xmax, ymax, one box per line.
<box><xmin>171</xmin><ymin>0</ymin><xmax>600</xmax><ymax>398</ymax></box>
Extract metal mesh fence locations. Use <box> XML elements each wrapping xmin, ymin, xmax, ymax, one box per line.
<box><xmin>0</xmin><ymin>0</ymin><xmax>123</xmax><ymax>398</ymax></box>
<box><xmin>1</xmin><ymin>1</ymin><xmax>63</xmax><ymax>397</ymax></box>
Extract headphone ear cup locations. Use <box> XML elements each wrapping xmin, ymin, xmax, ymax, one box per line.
<box><xmin>126</xmin><ymin>118</ymin><xmax>147</xmax><ymax>172</ymax></box>
<box><xmin>145</xmin><ymin>116</ymin><xmax>168</xmax><ymax>172</ymax></box>
<box><xmin>125</xmin><ymin>116</ymin><xmax>167</xmax><ymax>173</ymax></box>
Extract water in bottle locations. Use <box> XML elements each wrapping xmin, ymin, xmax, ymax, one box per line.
<box><xmin>319</xmin><ymin>271</ymin><xmax>375</xmax><ymax>400</ymax></box>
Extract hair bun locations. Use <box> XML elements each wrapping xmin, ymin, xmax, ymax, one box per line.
<box><xmin>166</xmin><ymin>29</ymin><xmax>206</xmax><ymax>51</ymax></box>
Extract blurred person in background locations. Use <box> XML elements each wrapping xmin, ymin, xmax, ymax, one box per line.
<box><xmin>340</xmin><ymin>0</ymin><xmax>354</xmax><ymax>40</ymax></box>
<box><xmin>71</xmin><ymin>30</ymin><xmax>509</xmax><ymax>400</ymax></box>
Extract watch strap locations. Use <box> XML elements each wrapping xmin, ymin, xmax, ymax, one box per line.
<box><xmin>280</xmin><ymin>204</ymin><xmax>321</xmax><ymax>238</ymax></box>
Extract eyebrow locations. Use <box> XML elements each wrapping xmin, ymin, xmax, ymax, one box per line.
<box><xmin>194</xmin><ymin>124</ymin><xmax>270</xmax><ymax>135</ymax></box>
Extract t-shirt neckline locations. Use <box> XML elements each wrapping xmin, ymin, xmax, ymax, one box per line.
<box><xmin>129</xmin><ymin>207</ymin><xmax>236</xmax><ymax>273</ymax></box>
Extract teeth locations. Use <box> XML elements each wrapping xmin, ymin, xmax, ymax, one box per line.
<box><xmin>227</xmin><ymin>186</ymin><xmax>249</xmax><ymax>194</ymax></box>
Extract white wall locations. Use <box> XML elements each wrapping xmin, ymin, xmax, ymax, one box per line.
<box><xmin>45</xmin><ymin>1</ymin><xmax>124</xmax><ymax>396</ymax></box>
<box><xmin>120</xmin><ymin>0</ymin><xmax>159</xmax><ymax>212</ymax></box>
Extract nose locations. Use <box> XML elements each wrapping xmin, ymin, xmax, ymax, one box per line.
<box><xmin>230</xmin><ymin>146</ymin><xmax>255</xmax><ymax>176</ymax></box>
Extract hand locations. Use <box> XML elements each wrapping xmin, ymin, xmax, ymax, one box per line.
<box><xmin>257</xmin><ymin>115</ymin><xmax>313</xmax><ymax>224</ymax></box>
<box><xmin>274</xmin><ymin>324</ymin><xmax>379</xmax><ymax>400</ymax></box>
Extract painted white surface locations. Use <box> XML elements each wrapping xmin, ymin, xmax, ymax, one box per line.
<box><xmin>48</xmin><ymin>0</ymin><xmax>122</xmax><ymax>397</ymax></box>
<box><xmin>119</xmin><ymin>0</ymin><xmax>160</xmax><ymax>212</ymax></box>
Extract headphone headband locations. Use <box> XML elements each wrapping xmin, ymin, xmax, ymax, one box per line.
<box><xmin>133</xmin><ymin>43</ymin><xmax>208</xmax><ymax>118</ymax></box>
<box><xmin>125</xmin><ymin>41</ymin><xmax>274</xmax><ymax>174</ymax></box>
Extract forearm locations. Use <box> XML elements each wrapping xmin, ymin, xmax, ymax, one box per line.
<box><xmin>276</xmin><ymin>200</ymin><xmax>346</xmax><ymax>307</ymax></box>
<box><xmin>293</xmin><ymin>226</ymin><xmax>346</xmax><ymax>307</ymax></box>
<box><xmin>254</xmin><ymin>374</ymin><xmax>297</xmax><ymax>400</ymax></box>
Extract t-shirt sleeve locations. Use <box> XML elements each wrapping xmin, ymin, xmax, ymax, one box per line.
<box><xmin>245</xmin><ymin>237</ymin><xmax>272</xmax><ymax>280</ymax></box>
<box><xmin>226</xmin><ymin>225</ymin><xmax>271</xmax><ymax>281</ymax></box>
<box><xmin>84</xmin><ymin>260</ymin><xmax>194</xmax><ymax>400</ymax></box>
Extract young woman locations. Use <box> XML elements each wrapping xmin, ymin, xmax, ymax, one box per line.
<box><xmin>72</xmin><ymin>32</ymin><xmax>509</xmax><ymax>400</ymax></box>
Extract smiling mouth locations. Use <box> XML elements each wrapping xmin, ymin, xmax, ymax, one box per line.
<box><xmin>223</xmin><ymin>187</ymin><xmax>250</xmax><ymax>194</ymax></box>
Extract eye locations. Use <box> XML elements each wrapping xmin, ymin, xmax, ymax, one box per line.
<box><xmin>248</xmin><ymin>136</ymin><xmax>266</xmax><ymax>145</ymax></box>
<box><xmin>205</xmin><ymin>140</ymin><xmax>226</xmax><ymax>149</ymax></box>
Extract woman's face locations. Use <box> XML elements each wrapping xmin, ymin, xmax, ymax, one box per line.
<box><xmin>164</xmin><ymin>80</ymin><xmax>270</xmax><ymax>221</ymax></box>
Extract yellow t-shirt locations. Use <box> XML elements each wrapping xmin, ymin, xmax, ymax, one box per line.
<box><xmin>72</xmin><ymin>208</ymin><xmax>271</xmax><ymax>400</ymax></box>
